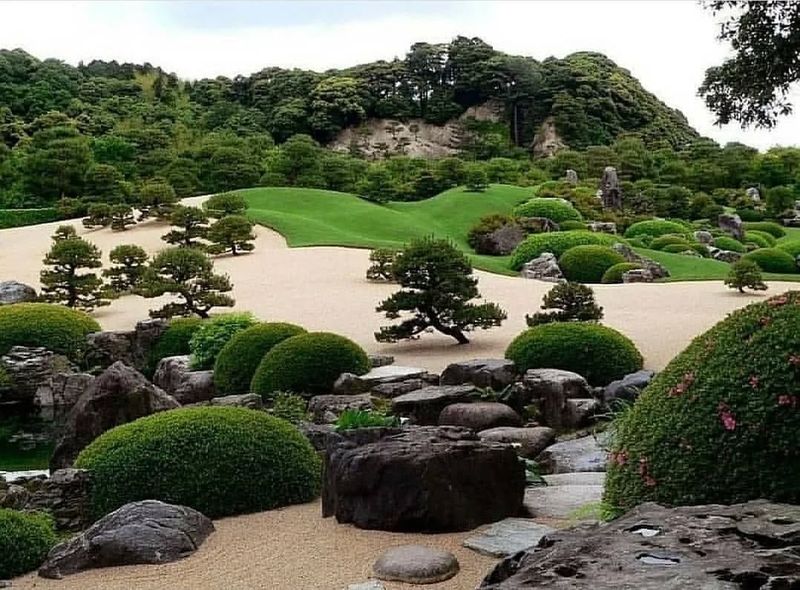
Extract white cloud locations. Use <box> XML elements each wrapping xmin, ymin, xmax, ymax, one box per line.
<box><xmin>0</xmin><ymin>0</ymin><xmax>797</xmax><ymax>150</ymax></box>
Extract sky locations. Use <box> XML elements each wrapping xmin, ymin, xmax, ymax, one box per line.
<box><xmin>1</xmin><ymin>0</ymin><xmax>798</xmax><ymax>151</ymax></box>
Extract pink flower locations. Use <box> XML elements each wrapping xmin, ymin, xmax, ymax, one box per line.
<box><xmin>718</xmin><ymin>403</ymin><xmax>736</xmax><ymax>431</ymax></box>
<box><xmin>749</xmin><ymin>375</ymin><xmax>760</xmax><ymax>389</ymax></box>
<box><xmin>789</xmin><ymin>354</ymin><xmax>800</xmax><ymax>367</ymax></box>
<box><xmin>778</xmin><ymin>395</ymin><xmax>797</xmax><ymax>407</ymax></box>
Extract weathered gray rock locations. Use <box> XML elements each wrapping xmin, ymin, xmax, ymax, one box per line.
<box><xmin>34</xmin><ymin>372</ymin><xmax>94</xmax><ymax>408</ymax></box>
<box><xmin>464</xmin><ymin>518</ymin><xmax>556</xmax><ymax>557</ymax></box>
<box><xmin>392</xmin><ymin>385</ymin><xmax>478</xmax><ymax>425</ymax></box>
<box><xmin>523</xmin><ymin>472</ymin><xmax>605</xmax><ymax>521</ymax></box>
<box><xmin>308</xmin><ymin>393</ymin><xmax>373</xmax><ymax>424</ymax></box>
<box><xmin>368</xmin><ymin>354</ymin><xmax>394</xmax><ymax>368</ymax></box>
<box><xmin>323</xmin><ymin>427</ymin><xmax>525</xmax><ymax>532</ymax></box>
<box><xmin>334</xmin><ymin>366</ymin><xmax>428</xmax><ymax>395</ymax></box>
<box><xmin>520</xmin><ymin>252</ymin><xmax>564</xmax><ymax>282</ymax></box>
<box><xmin>371</xmin><ymin>379</ymin><xmax>425</xmax><ymax>398</ymax></box>
<box><xmin>84</xmin><ymin>319</ymin><xmax>168</xmax><ymax>372</ymax></box>
<box><xmin>711</xmin><ymin>247</ymin><xmax>742</xmax><ymax>263</ymax></box>
<box><xmin>693</xmin><ymin>230</ymin><xmax>713</xmax><ymax>244</ymax></box>
<box><xmin>297</xmin><ymin>422</ymin><xmax>337</xmax><ymax>452</ymax></box>
<box><xmin>480</xmin><ymin>500</ymin><xmax>800</xmax><ymax>589</ymax></box>
<box><xmin>440</xmin><ymin>359</ymin><xmax>517</xmax><ymax>390</ymax></box>
<box><xmin>599</xmin><ymin>167</ymin><xmax>621</xmax><ymax>209</ymax></box>
<box><xmin>438</xmin><ymin>402</ymin><xmax>522</xmax><ymax>431</ymax></box>
<box><xmin>152</xmin><ymin>355</ymin><xmax>191</xmax><ymax>395</ymax></box>
<box><xmin>332</xmin><ymin>372</ymin><xmax>370</xmax><ymax>395</ymax></box>
<box><xmin>0</xmin><ymin>483</ymin><xmax>29</xmax><ymax>509</ymax></box>
<box><xmin>50</xmin><ymin>362</ymin><xmax>179</xmax><ymax>470</ymax></box>
<box><xmin>612</xmin><ymin>244</ymin><xmax>670</xmax><ymax>279</ymax></box>
<box><xmin>746</xmin><ymin>186</ymin><xmax>761</xmax><ymax>202</ymax></box>
<box><xmin>348</xmin><ymin>581</ymin><xmax>385</xmax><ymax>590</ymax></box>
<box><xmin>521</xmin><ymin>369</ymin><xmax>592</xmax><ymax>430</ymax></box>
<box><xmin>26</xmin><ymin>468</ymin><xmax>92</xmax><ymax>531</ymax></box>
<box><xmin>603</xmin><ymin>370</ymin><xmax>655</xmax><ymax>404</ymax></box>
<box><xmin>153</xmin><ymin>357</ymin><xmax>216</xmax><ymax>404</ymax></box>
<box><xmin>373</xmin><ymin>545</ymin><xmax>459</xmax><ymax>584</ymax></box>
<box><xmin>206</xmin><ymin>393</ymin><xmax>263</xmax><ymax>409</ymax></box>
<box><xmin>0</xmin><ymin>346</ymin><xmax>72</xmax><ymax>401</ymax></box>
<box><xmin>565</xmin><ymin>169</ymin><xmax>578</xmax><ymax>185</ymax></box>
<box><xmin>39</xmin><ymin>500</ymin><xmax>214</xmax><ymax>579</ymax></box>
<box><xmin>0</xmin><ymin>280</ymin><xmax>37</xmax><ymax>305</ymax></box>
<box><xmin>718</xmin><ymin>212</ymin><xmax>744</xmax><ymax>241</ymax></box>
<box><xmin>475</xmin><ymin>223</ymin><xmax>526</xmax><ymax>256</ymax></box>
<box><xmin>517</xmin><ymin>217</ymin><xmax>560</xmax><ymax>234</ymax></box>
<box><xmin>622</xmin><ymin>268</ymin><xmax>654</xmax><ymax>283</ymax></box>
<box><xmin>536</xmin><ymin>434</ymin><xmax>608</xmax><ymax>474</ymax></box>
<box><xmin>478</xmin><ymin>427</ymin><xmax>556</xmax><ymax>459</ymax></box>
<box><xmin>587</xmin><ymin>221</ymin><xmax>617</xmax><ymax>234</ymax></box>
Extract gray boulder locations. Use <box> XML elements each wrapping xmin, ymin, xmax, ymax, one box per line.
<box><xmin>612</xmin><ymin>244</ymin><xmax>670</xmax><ymax>279</ymax></box>
<box><xmin>34</xmin><ymin>372</ymin><xmax>94</xmax><ymax>409</ymax></box>
<box><xmin>39</xmin><ymin>500</ymin><xmax>214</xmax><ymax>579</ymax></box>
<box><xmin>621</xmin><ymin>268</ymin><xmax>654</xmax><ymax>283</ymax></box>
<box><xmin>599</xmin><ymin>166</ymin><xmax>622</xmax><ymax>209</ymax></box>
<box><xmin>373</xmin><ymin>545</ymin><xmax>459</xmax><ymax>584</ymax></box>
<box><xmin>438</xmin><ymin>402</ymin><xmax>522</xmax><ymax>431</ymax></box>
<box><xmin>693</xmin><ymin>230</ymin><xmax>713</xmax><ymax>244</ymax></box>
<box><xmin>392</xmin><ymin>385</ymin><xmax>478</xmax><ymax>425</ymax></box>
<box><xmin>0</xmin><ymin>280</ymin><xmax>37</xmax><ymax>305</ymax></box>
<box><xmin>475</xmin><ymin>223</ymin><xmax>526</xmax><ymax>256</ymax></box>
<box><xmin>517</xmin><ymin>217</ymin><xmax>560</xmax><ymax>234</ymax></box>
<box><xmin>521</xmin><ymin>369</ymin><xmax>594</xmax><ymax>430</ymax></box>
<box><xmin>440</xmin><ymin>359</ymin><xmax>517</xmax><ymax>390</ymax></box>
<box><xmin>334</xmin><ymin>366</ymin><xmax>429</xmax><ymax>395</ymax></box>
<box><xmin>308</xmin><ymin>393</ymin><xmax>373</xmax><ymax>424</ymax></box>
<box><xmin>152</xmin><ymin>356</ymin><xmax>216</xmax><ymax>404</ymax></box>
<box><xmin>536</xmin><ymin>434</ymin><xmax>608</xmax><ymax>474</ymax></box>
<box><xmin>464</xmin><ymin>518</ymin><xmax>556</xmax><ymax>557</ymax></box>
<box><xmin>0</xmin><ymin>346</ymin><xmax>72</xmax><ymax>402</ymax></box>
<box><xmin>50</xmin><ymin>362</ymin><xmax>179</xmax><ymax>470</ymax></box>
<box><xmin>586</xmin><ymin>221</ymin><xmax>617</xmax><ymax>234</ymax></box>
<box><xmin>371</xmin><ymin>379</ymin><xmax>425</xmax><ymax>398</ymax></box>
<box><xmin>711</xmin><ymin>247</ymin><xmax>742</xmax><ymax>263</ymax></box>
<box><xmin>152</xmin><ymin>355</ymin><xmax>191</xmax><ymax>394</ymax></box>
<box><xmin>520</xmin><ymin>252</ymin><xmax>564</xmax><ymax>282</ymax></box>
<box><xmin>603</xmin><ymin>370</ymin><xmax>655</xmax><ymax>404</ymax></box>
<box><xmin>205</xmin><ymin>393</ymin><xmax>263</xmax><ymax>409</ymax></box>
<box><xmin>478</xmin><ymin>427</ymin><xmax>556</xmax><ymax>459</ymax></box>
<box><xmin>84</xmin><ymin>319</ymin><xmax>168</xmax><ymax>372</ymax></box>
<box><xmin>565</xmin><ymin>169</ymin><xmax>578</xmax><ymax>185</ymax></box>
<box><xmin>718</xmin><ymin>212</ymin><xmax>744</xmax><ymax>240</ymax></box>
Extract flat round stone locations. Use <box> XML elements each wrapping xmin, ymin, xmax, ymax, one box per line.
<box><xmin>373</xmin><ymin>545</ymin><xmax>459</xmax><ymax>584</ymax></box>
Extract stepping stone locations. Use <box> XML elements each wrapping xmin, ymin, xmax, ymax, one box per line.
<box><xmin>523</xmin><ymin>474</ymin><xmax>605</xmax><ymax>521</ymax></box>
<box><xmin>373</xmin><ymin>545</ymin><xmax>459</xmax><ymax>584</ymax></box>
<box><xmin>348</xmin><ymin>581</ymin><xmax>385</xmax><ymax>590</ymax></box>
<box><xmin>361</xmin><ymin>365</ymin><xmax>427</xmax><ymax>386</ymax></box>
<box><xmin>543</xmin><ymin>472</ymin><xmax>605</xmax><ymax>486</ymax></box>
<box><xmin>536</xmin><ymin>434</ymin><xmax>608</xmax><ymax>474</ymax></box>
<box><xmin>478</xmin><ymin>426</ymin><xmax>556</xmax><ymax>459</ymax></box>
<box><xmin>463</xmin><ymin>518</ymin><xmax>556</xmax><ymax>557</ymax></box>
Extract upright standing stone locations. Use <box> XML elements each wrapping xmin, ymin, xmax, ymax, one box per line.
<box><xmin>718</xmin><ymin>213</ymin><xmax>744</xmax><ymax>241</ymax></box>
<box><xmin>565</xmin><ymin>169</ymin><xmax>579</xmax><ymax>185</ymax></box>
<box><xmin>599</xmin><ymin>167</ymin><xmax>622</xmax><ymax>209</ymax></box>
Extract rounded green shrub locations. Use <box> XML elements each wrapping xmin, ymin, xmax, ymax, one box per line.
<box><xmin>742</xmin><ymin>248</ymin><xmax>798</xmax><ymax>274</ymax></box>
<box><xmin>713</xmin><ymin>236</ymin><xmax>746</xmax><ymax>253</ymax></box>
<box><xmin>649</xmin><ymin>234</ymin><xmax>693</xmax><ymax>251</ymax></box>
<box><xmin>742</xmin><ymin>221</ymin><xmax>786</xmax><ymax>238</ymax></box>
<box><xmin>661</xmin><ymin>243</ymin><xmax>698</xmax><ymax>254</ymax></box>
<box><xmin>505</xmin><ymin>323</ymin><xmax>643</xmax><ymax>386</ymax></box>
<box><xmin>626</xmin><ymin>238</ymin><xmax>647</xmax><ymax>249</ymax></box>
<box><xmin>624</xmin><ymin>220</ymin><xmax>688</xmax><ymax>239</ymax></box>
<box><xmin>509</xmin><ymin>231</ymin><xmax>624</xmax><ymax>270</ymax></box>
<box><xmin>778</xmin><ymin>240</ymin><xmax>800</xmax><ymax>258</ymax></box>
<box><xmin>559</xmin><ymin>220</ymin><xmax>587</xmax><ymax>231</ymax></box>
<box><xmin>213</xmin><ymin>322</ymin><xmax>307</xmax><ymax>394</ymax></box>
<box><xmin>744</xmin><ymin>232</ymin><xmax>772</xmax><ymax>249</ymax></box>
<box><xmin>145</xmin><ymin>317</ymin><xmax>204</xmax><ymax>376</ymax></box>
<box><xmin>558</xmin><ymin>245</ymin><xmax>625</xmax><ymax>283</ymax></box>
<box><xmin>745</xmin><ymin>230</ymin><xmax>777</xmax><ymax>247</ymax></box>
<box><xmin>0</xmin><ymin>303</ymin><xmax>100</xmax><ymax>361</ymax></box>
<box><xmin>513</xmin><ymin>197</ymin><xmax>582</xmax><ymax>223</ymax></box>
<box><xmin>601</xmin><ymin>262</ymin><xmax>641</xmax><ymax>284</ymax></box>
<box><xmin>251</xmin><ymin>332</ymin><xmax>370</xmax><ymax>396</ymax></box>
<box><xmin>604</xmin><ymin>291</ymin><xmax>800</xmax><ymax>511</ymax></box>
<box><xmin>76</xmin><ymin>406</ymin><xmax>321</xmax><ymax>518</ymax></box>
<box><xmin>189</xmin><ymin>312</ymin><xmax>257</xmax><ymax>370</ymax></box>
<box><xmin>0</xmin><ymin>509</ymin><xmax>57</xmax><ymax>579</ymax></box>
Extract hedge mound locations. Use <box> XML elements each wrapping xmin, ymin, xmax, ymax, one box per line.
<box><xmin>214</xmin><ymin>322</ymin><xmax>307</xmax><ymax>394</ymax></box>
<box><xmin>742</xmin><ymin>221</ymin><xmax>786</xmax><ymax>238</ymax></box>
<box><xmin>745</xmin><ymin>230</ymin><xmax>777</xmax><ymax>247</ymax></box>
<box><xmin>189</xmin><ymin>312</ymin><xmax>257</xmax><ymax>370</ymax></box>
<box><xmin>144</xmin><ymin>317</ymin><xmax>204</xmax><ymax>376</ymax></box>
<box><xmin>713</xmin><ymin>236</ymin><xmax>746</xmax><ymax>253</ymax></box>
<box><xmin>0</xmin><ymin>303</ymin><xmax>100</xmax><ymax>361</ymax></box>
<box><xmin>649</xmin><ymin>234</ymin><xmax>693</xmax><ymax>251</ymax></box>
<box><xmin>604</xmin><ymin>291</ymin><xmax>800</xmax><ymax>511</ymax></box>
<box><xmin>744</xmin><ymin>232</ymin><xmax>772</xmax><ymax>249</ymax></box>
<box><xmin>778</xmin><ymin>240</ymin><xmax>800</xmax><ymax>258</ymax></box>
<box><xmin>509</xmin><ymin>231</ymin><xmax>623</xmax><ymax>270</ymax></box>
<box><xmin>75</xmin><ymin>406</ymin><xmax>322</xmax><ymax>518</ymax></box>
<box><xmin>505</xmin><ymin>322</ymin><xmax>643</xmax><ymax>386</ymax></box>
<box><xmin>601</xmin><ymin>262</ymin><xmax>641</xmax><ymax>284</ymax></box>
<box><xmin>558</xmin><ymin>245</ymin><xmax>626</xmax><ymax>283</ymax></box>
<box><xmin>624</xmin><ymin>220</ymin><xmax>688</xmax><ymax>239</ymax></box>
<box><xmin>742</xmin><ymin>248</ymin><xmax>798</xmax><ymax>274</ymax></box>
<box><xmin>513</xmin><ymin>197</ymin><xmax>582</xmax><ymax>223</ymax></box>
<box><xmin>251</xmin><ymin>332</ymin><xmax>370</xmax><ymax>396</ymax></box>
<box><xmin>0</xmin><ymin>509</ymin><xmax>57</xmax><ymax>579</ymax></box>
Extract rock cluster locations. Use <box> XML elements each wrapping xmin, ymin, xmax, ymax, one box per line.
<box><xmin>519</xmin><ymin>252</ymin><xmax>564</xmax><ymax>281</ymax></box>
<box><xmin>475</xmin><ymin>223</ymin><xmax>526</xmax><ymax>256</ymax></box>
<box><xmin>718</xmin><ymin>212</ymin><xmax>744</xmax><ymax>241</ymax></box>
<box><xmin>84</xmin><ymin>319</ymin><xmax>168</xmax><ymax>372</ymax></box>
<box><xmin>153</xmin><ymin>355</ymin><xmax>216</xmax><ymax>404</ymax></box>
<box><xmin>0</xmin><ymin>468</ymin><xmax>92</xmax><ymax>531</ymax></box>
<box><xmin>612</xmin><ymin>243</ymin><xmax>669</xmax><ymax>279</ymax></box>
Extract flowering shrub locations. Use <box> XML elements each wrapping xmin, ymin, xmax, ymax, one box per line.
<box><xmin>604</xmin><ymin>291</ymin><xmax>800</xmax><ymax>511</ymax></box>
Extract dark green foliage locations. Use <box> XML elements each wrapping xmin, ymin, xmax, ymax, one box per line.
<box><xmin>0</xmin><ymin>208</ymin><xmax>59</xmax><ymax>229</ymax></box>
<box><xmin>0</xmin><ymin>302</ymin><xmax>100</xmax><ymax>360</ymax></box>
<box><xmin>206</xmin><ymin>215</ymin><xmax>255</xmax><ymax>256</ymax></box>
<box><xmin>601</xmin><ymin>262</ymin><xmax>642</xmax><ymax>284</ymax></box>
<box><xmin>650</xmin><ymin>234</ymin><xmax>693</xmax><ymax>251</ymax></box>
<box><xmin>162</xmin><ymin>205</ymin><xmax>209</xmax><ymax>248</ymax></box>
<box><xmin>40</xmin><ymin>229</ymin><xmax>108</xmax><ymax>310</ymax></box>
<box><xmin>765</xmin><ymin>186</ymin><xmax>797</xmax><ymax>217</ymax></box>
<box><xmin>109</xmin><ymin>204</ymin><xmax>136</xmax><ymax>231</ymax></box>
<box><xmin>188</xmin><ymin>312</ymin><xmax>257</xmax><ymax>370</ymax></box>
<box><xmin>742</xmin><ymin>248</ymin><xmax>798</xmax><ymax>274</ymax></box>
<box><xmin>661</xmin><ymin>243</ymin><xmax>700</xmax><ymax>254</ymax></box>
<box><xmin>75</xmin><ymin>407</ymin><xmax>322</xmax><ymax>518</ymax></box>
<box><xmin>713</xmin><ymin>236</ymin><xmax>746</xmax><ymax>253</ymax></box>
<box><xmin>742</xmin><ymin>221</ymin><xmax>786</xmax><ymax>238</ymax></box>
<box><xmin>137</xmin><ymin>181</ymin><xmax>177</xmax><ymax>221</ymax></box>
<box><xmin>778</xmin><ymin>240</ymin><xmax>800</xmax><ymax>258</ymax></box>
<box><xmin>144</xmin><ymin>317</ymin><xmax>204</xmax><ymax>376</ymax></box>
<box><xmin>559</xmin><ymin>220</ymin><xmax>587</xmax><ymax>231</ymax></box>
<box><xmin>604</xmin><ymin>291</ymin><xmax>800</xmax><ymax>511</ymax></box>
<box><xmin>365</xmin><ymin>248</ymin><xmax>398</xmax><ymax>281</ymax></box>
<box><xmin>0</xmin><ymin>509</ymin><xmax>57</xmax><ymax>579</ymax></box>
<box><xmin>624</xmin><ymin>220</ymin><xmax>688</xmax><ymax>239</ymax></box>
<box><xmin>103</xmin><ymin>244</ymin><xmax>148</xmax><ymax>293</ymax></box>
<box><xmin>526</xmin><ymin>281</ymin><xmax>604</xmax><ymax>326</ymax></box>
<box><xmin>202</xmin><ymin>192</ymin><xmax>247</xmax><ymax>217</ymax></box>
<box><xmin>744</xmin><ymin>232</ymin><xmax>772</xmax><ymax>250</ymax></box>
<box><xmin>745</xmin><ymin>230</ymin><xmax>777</xmax><ymax>247</ymax></box>
<box><xmin>464</xmin><ymin>166</ymin><xmax>488</xmax><ymax>192</ymax></box>
<box><xmin>82</xmin><ymin>203</ymin><xmax>112</xmax><ymax>229</ymax></box>
<box><xmin>251</xmin><ymin>332</ymin><xmax>369</xmax><ymax>397</ymax></box>
<box><xmin>213</xmin><ymin>322</ymin><xmax>307</xmax><ymax>393</ymax></box>
<box><xmin>725</xmin><ymin>259</ymin><xmax>768</xmax><ymax>293</ymax></box>
<box><xmin>269</xmin><ymin>392</ymin><xmax>310</xmax><ymax>424</ymax></box>
<box><xmin>334</xmin><ymin>409</ymin><xmax>399</xmax><ymax>432</ymax></box>
<box><xmin>137</xmin><ymin>247</ymin><xmax>234</xmax><ymax>318</ymax></box>
<box><xmin>375</xmin><ymin>237</ymin><xmax>506</xmax><ymax>344</ymax></box>
<box><xmin>467</xmin><ymin>213</ymin><xmax>516</xmax><ymax>252</ymax></box>
<box><xmin>558</xmin><ymin>245</ymin><xmax>626</xmax><ymax>283</ymax></box>
<box><xmin>510</xmin><ymin>231</ymin><xmax>624</xmax><ymax>270</ymax></box>
<box><xmin>505</xmin><ymin>322</ymin><xmax>643</xmax><ymax>386</ymax></box>
<box><xmin>513</xmin><ymin>198</ymin><xmax>582</xmax><ymax>223</ymax></box>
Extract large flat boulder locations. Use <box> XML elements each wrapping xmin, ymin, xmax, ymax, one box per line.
<box><xmin>523</xmin><ymin>473</ymin><xmax>605</xmax><ymax>521</ymax></box>
<box><xmin>440</xmin><ymin>359</ymin><xmax>517</xmax><ymax>390</ymax></box>
<box><xmin>478</xmin><ymin>427</ymin><xmax>555</xmax><ymax>459</ymax></box>
<box><xmin>392</xmin><ymin>385</ymin><xmax>478</xmax><ymax>425</ymax></box>
<box><xmin>0</xmin><ymin>280</ymin><xmax>37</xmax><ymax>305</ymax></box>
<box><xmin>464</xmin><ymin>518</ymin><xmax>556</xmax><ymax>557</ymax></box>
<box><xmin>438</xmin><ymin>402</ymin><xmax>522</xmax><ymax>431</ymax></box>
<box><xmin>39</xmin><ymin>500</ymin><xmax>214</xmax><ymax>579</ymax></box>
<box><xmin>536</xmin><ymin>435</ymin><xmax>608</xmax><ymax>474</ymax></box>
<box><xmin>323</xmin><ymin>426</ymin><xmax>525</xmax><ymax>532</ymax></box>
<box><xmin>480</xmin><ymin>500</ymin><xmax>800</xmax><ymax>589</ymax></box>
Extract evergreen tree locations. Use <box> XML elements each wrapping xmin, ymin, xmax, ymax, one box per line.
<box><xmin>526</xmin><ymin>282</ymin><xmax>604</xmax><ymax>326</ymax></box>
<box><xmin>138</xmin><ymin>180</ymin><xmax>178</xmax><ymax>221</ymax></box>
<box><xmin>206</xmin><ymin>215</ymin><xmax>255</xmax><ymax>255</ymax></box>
<box><xmin>103</xmin><ymin>244</ymin><xmax>148</xmax><ymax>294</ymax></box>
<box><xmin>202</xmin><ymin>192</ymin><xmax>248</xmax><ymax>217</ymax></box>
<box><xmin>110</xmin><ymin>204</ymin><xmax>136</xmax><ymax>231</ymax></box>
<box><xmin>82</xmin><ymin>203</ymin><xmax>112</xmax><ymax>229</ymax></box>
<box><xmin>40</xmin><ymin>229</ymin><xmax>108</xmax><ymax>310</ymax></box>
<box><xmin>162</xmin><ymin>205</ymin><xmax>209</xmax><ymax>248</ymax></box>
<box><xmin>725</xmin><ymin>259</ymin><xmax>768</xmax><ymax>293</ymax></box>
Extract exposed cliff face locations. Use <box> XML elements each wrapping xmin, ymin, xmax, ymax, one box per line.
<box><xmin>531</xmin><ymin>117</ymin><xmax>567</xmax><ymax>158</ymax></box>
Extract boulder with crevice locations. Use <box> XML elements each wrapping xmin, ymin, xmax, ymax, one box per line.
<box><xmin>520</xmin><ymin>252</ymin><xmax>564</xmax><ymax>282</ymax></box>
<box><xmin>392</xmin><ymin>385</ymin><xmax>478</xmax><ymax>425</ymax></box>
<box><xmin>440</xmin><ymin>359</ymin><xmax>517</xmax><ymax>390</ymax></box>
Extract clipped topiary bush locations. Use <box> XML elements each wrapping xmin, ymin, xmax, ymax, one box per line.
<box><xmin>251</xmin><ymin>332</ymin><xmax>370</xmax><ymax>397</ymax></box>
<box><xmin>213</xmin><ymin>322</ymin><xmax>307</xmax><ymax>394</ymax></box>
<box><xmin>745</xmin><ymin>230</ymin><xmax>777</xmax><ymax>247</ymax></box>
<box><xmin>744</xmin><ymin>232</ymin><xmax>772</xmax><ymax>249</ymax></box>
<box><xmin>558</xmin><ymin>245</ymin><xmax>626</xmax><ymax>283</ymax></box>
<box><xmin>661</xmin><ymin>243</ymin><xmax>699</xmax><ymax>254</ymax></box>
<box><xmin>0</xmin><ymin>303</ymin><xmax>100</xmax><ymax>361</ymax></box>
<box><xmin>601</xmin><ymin>262</ymin><xmax>641</xmax><ymax>284</ymax></box>
<box><xmin>742</xmin><ymin>248</ymin><xmax>798</xmax><ymax>274</ymax></box>
<box><xmin>189</xmin><ymin>312</ymin><xmax>257</xmax><ymax>370</ymax></box>
<box><xmin>513</xmin><ymin>197</ymin><xmax>582</xmax><ymax>223</ymax></box>
<box><xmin>604</xmin><ymin>291</ymin><xmax>800</xmax><ymax>512</ymax></box>
<box><xmin>75</xmin><ymin>406</ymin><xmax>322</xmax><ymax>518</ymax></box>
<box><xmin>145</xmin><ymin>317</ymin><xmax>204</xmax><ymax>376</ymax></box>
<box><xmin>559</xmin><ymin>220</ymin><xmax>587</xmax><ymax>231</ymax></box>
<box><xmin>742</xmin><ymin>221</ymin><xmax>786</xmax><ymax>238</ymax></box>
<box><xmin>505</xmin><ymin>322</ymin><xmax>643</xmax><ymax>386</ymax></box>
<box><xmin>649</xmin><ymin>234</ymin><xmax>693</xmax><ymax>251</ymax></box>
<box><xmin>0</xmin><ymin>509</ymin><xmax>58</xmax><ymax>579</ymax></box>
<box><xmin>713</xmin><ymin>236</ymin><xmax>746</xmax><ymax>253</ymax></box>
<box><xmin>624</xmin><ymin>220</ymin><xmax>688</xmax><ymax>239</ymax></box>
<box><xmin>509</xmin><ymin>231</ymin><xmax>624</xmax><ymax>270</ymax></box>
<box><xmin>778</xmin><ymin>240</ymin><xmax>800</xmax><ymax>258</ymax></box>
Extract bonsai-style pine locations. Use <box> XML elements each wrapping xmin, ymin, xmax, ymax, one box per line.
<box><xmin>526</xmin><ymin>281</ymin><xmax>604</xmax><ymax>326</ymax></box>
<box><xmin>162</xmin><ymin>205</ymin><xmax>209</xmax><ymax>248</ymax></box>
<box><xmin>365</xmin><ymin>248</ymin><xmax>398</xmax><ymax>281</ymax></box>
<box><xmin>52</xmin><ymin>224</ymin><xmax>77</xmax><ymax>241</ymax></box>
<box><xmin>375</xmin><ymin>237</ymin><xmax>506</xmax><ymax>344</ymax></box>
<box><xmin>40</xmin><ymin>228</ymin><xmax>108</xmax><ymax>311</ymax></box>
<box><xmin>82</xmin><ymin>203</ymin><xmax>112</xmax><ymax>229</ymax></box>
<box><xmin>202</xmin><ymin>192</ymin><xmax>248</xmax><ymax>217</ymax></box>
<box><xmin>207</xmin><ymin>215</ymin><xmax>256</xmax><ymax>255</ymax></box>
<box><xmin>137</xmin><ymin>247</ymin><xmax>234</xmax><ymax>318</ymax></box>
<box><xmin>725</xmin><ymin>259</ymin><xmax>768</xmax><ymax>293</ymax></box>
<box><xmin>103</xmin><ymin>244</ymin><xmax>148</xmax><ymax>294</ymax></box>
<box><xmin>109</xmin><ymin>204</ymin><xmax>136</xmax><ymax>231</ymax></box>
<box><xmin>138</xmin><ymin>180</ymin><xmax>177</xmax><ymax>221</ymax></box>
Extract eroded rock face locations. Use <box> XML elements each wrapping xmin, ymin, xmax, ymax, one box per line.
<box><xmin>26</xmin><ymin>469</ymin><xmax>92</xmax><ymax>531</ymax></box>
<box><xmin>478</xmin><ymin>427</ymin><xmax>556</xmax><ymax>459</ymax></box>
<box><xmin>476</xmin><ymin>224</ymin><xmax>527</xmax><ymax>256</ymax></box>
<box><xmin>84</xmin><ymin>319</ymin><xmax>168</xmax><ymax>371</ymax></box>
<box><xmin>599</xmin><ymin>167</ymin><xmax>622</xmax><ymax>209</ymax></box>
<box><xmin>587</xmin><ymin>222</ymin><xmax>617</xmax><ymax>234</ymax></box>
<box><xmin>612</xmin><ymin>244</ymin><xmax>670</xmax><ymax>279</ymax></box>
<box><xmin>520</xmin><ymin>253</ymin><xmax>564</xmax><ymax>282</ymax></box>
<box><xmin>536</xmin><ymin>435</ymin><xmax>607</xmax><ymax>474</ymax></box>
<box><xmin>50</xmin><ymin>362</ymin><xmax>179</xmax><ymax>470</ymax></box>
<box><xmin>438</xmin><ymin>402</ymin><xmax>522</xmax><ymax>431</ymax></box>
<box><xmin>480</xmin><ymin>500</ymin><xmax>800</xmax><ymax>589</ymax></box>
<box><xmin>323</xmin><ymin>426</ymin><xmax>525</xmax><ymax>532</ymax></box>
<box><xmin>39</xmin><ymin>500</ymin><xmax>214</xmax><ymax>579</ymax></box>
<box><xmin>718</xmin><ymin>212</ymin><xmax>744</xmax><ymax>241</ymax></box>
<box><xmin>521</xmin><ymin>369</ymin><xmax>594</xmax><ymax>431</ymax></box>
<box><xmin>34</xmin><ymin>372</ymin><xmax>94</xmax><ymax>409</ymax></box>
<box><xmin>440</xmin><ymin>359</ymin><xmax>517</xmax><ymax>390</ymax></box>
<box><xmin>0</xmin><ymin>280</ymin><xmax>37</xmax><ymax>305</ymax></box>
<box><xmin>392</xmin><ymin>385</ymin><xmax>478</xmax><ymax>425</ymax></box>
<box><xmin>0</xmin><ymin>346</ymin><xmax>72</xmax><ymax>402</ymax></box>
